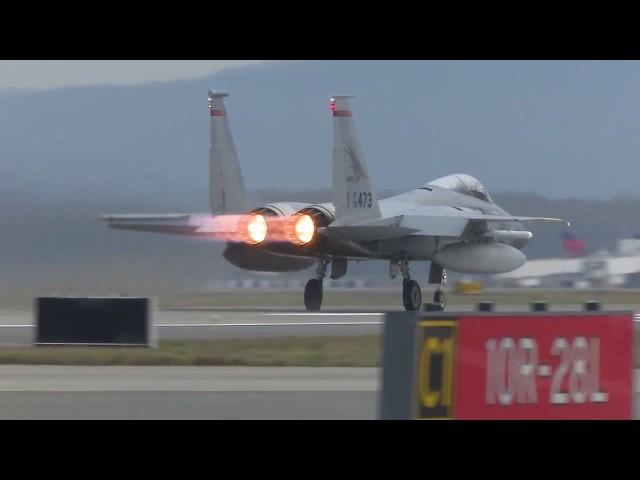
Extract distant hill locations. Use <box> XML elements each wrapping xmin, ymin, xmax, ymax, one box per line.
<box><xmin>3</xmin><ymin>60</ymin><xmax>640</xmax><ymax>203</ymax></box>
<box><xmin>1</xmin><ymin>186</ymin><xmax>639</xmax><ymax>296</ymax></box>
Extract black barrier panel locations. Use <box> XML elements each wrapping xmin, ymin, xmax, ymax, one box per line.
<box><xmin>477</xmin><ymin>302</ymin><xmax>494</xmax><ymax>312</ymax></box>
<box><xmin>531</xmin><ymin>301</ymin><xmax>548</xmax><ymax>312</ymax></box>
<box><xmin>36</xmin><ymin>297</ymin><xmax>152</xmax><ymax>346</ymax></box>
<box><xmin>585</xmin><ymin>301</ymin><xmax>601</xmax><ymax>312</ymax></box>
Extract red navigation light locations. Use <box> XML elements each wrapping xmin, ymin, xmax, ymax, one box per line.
<box><xmin>329</xmin><ymin>98</ymin><xmax>336</xmax><ymax>112</ymax></box>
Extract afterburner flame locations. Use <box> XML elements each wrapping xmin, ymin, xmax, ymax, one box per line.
<box><xmin>288</xmin><ymin>214</ymin><xmax>315</xmax><ymax>245</ymax></box>
<box><xmin>245</xmin><ymin>214</ymin><xmax>268</xmax><ymax>244</ymax></box>
<box><xmin>195</xmin><ymin>213</ymin><xmax>313</xmax><ymax>244</ymax></box>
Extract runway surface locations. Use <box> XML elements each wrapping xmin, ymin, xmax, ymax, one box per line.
<box><xmin>0</xmin><ymin>392</ymin><xmax>377</xmax><ymax>420</ymax></box>
<box><xmin>0</xmin><ymin>366</ymin><xmax>379</xmax><ymax>392</ymax></box>
<box><xmin>0</xmin><ymin>304</ymin><xmax>638</xmax><ymax>345</ymax></box>
<box><xmin>0</xmin><ymin>365</ymin><xmax>636</xmax><ymax>419</ymax></box>
<box><xmin>0</xmin><ymin>306</ymin><xmax>637</xmax><ymax>419</ymax></box>
<box><xmin>0</xmin><ymin>366</ymin><xmax>379</xmax><ymax>419</ymax></box>
<box><xmin>0</xmin><ymin>309</ymin><xmax>384</xmax><ymax>344</ymax></box>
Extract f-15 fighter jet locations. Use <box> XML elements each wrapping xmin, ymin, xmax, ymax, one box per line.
<box><xmin>102</xmin><ymin>91</ymin><xmax>567</xmax><ymax>311</ymax></box>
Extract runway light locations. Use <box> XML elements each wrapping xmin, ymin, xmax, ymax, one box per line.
<box><xmin>245</xmin><ymin>213</ymin><xmax>267</xmax><ymax>244</ymax></box>
<box><xmin>290</xmin><ymin>214</ymin><xmax>315</xmax><ymax>245</ymax></box>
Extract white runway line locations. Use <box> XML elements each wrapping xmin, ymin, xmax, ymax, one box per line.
<box><xmin>262</xmin><ymin>313</ymin><xmax>383</xmax><ymax>316</ymax></box>
<box><xmin>0</xmin><ymin>321</ymin><xmax>383</xmax><ymax>329</ymax></box>
<box><xmin>158</xmin><ymin>322</ymin><xmax>383</xmax><ymax>327</ymax></box>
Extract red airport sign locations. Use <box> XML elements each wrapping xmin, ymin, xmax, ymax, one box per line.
<box><xmin>453</xmin><ymin>314</ymin><xmax>634</xmax><ymax>419</ymax></box>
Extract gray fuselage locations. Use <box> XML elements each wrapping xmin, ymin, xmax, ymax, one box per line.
<box><xmin>223</xmin><ymin>183</ymin><xmax>526</xmax><ymax>271</ymax></box>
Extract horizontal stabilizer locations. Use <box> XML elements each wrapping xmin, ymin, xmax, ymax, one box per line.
<box><xmin>101</xmin><ymin>213</ymin><xmax>231</xmax><ymax>237</ymax></box>
<box><xmin>103</xmin><ymin>224</ymin><xmax>203</xmax><ymax>236</ymax></box>
<box><xmin>101</xmin><ymin>214</ymin><xmax>192</xmax><ymax>222</ymax></box>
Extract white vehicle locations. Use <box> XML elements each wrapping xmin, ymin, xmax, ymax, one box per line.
<box><xmin>497</xmin><ymin>239</ymin><xmax>640</xmax><ymax>288</ymax></box>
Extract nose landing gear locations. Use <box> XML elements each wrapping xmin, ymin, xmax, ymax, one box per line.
<box><xmin>426</xmin><ymin>262</ymin><xmax>447</xmax><ymax>311</ymax></box>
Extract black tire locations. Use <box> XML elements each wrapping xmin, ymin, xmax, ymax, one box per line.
<box><xmin>304</xmin><ymin>278</ymin><xmax>323</xmax><ymax>311</ymax></box>
<box><xmin>433</xmin><ymin>290</ymin><xmax>446</xmax><ymax>311</ymax></box>
<box><xmin>402</xmin><ymin>280</ymin><xmax>422</xmax><ymax>311</ymax></box>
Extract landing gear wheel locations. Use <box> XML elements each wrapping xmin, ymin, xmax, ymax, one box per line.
<box><xmin>433</xmin><ymin>290</ymin><xmax>446</xmax><ymax>311</ymax></box>
<box><xmin>304</xmin><ymin>278</ymin><xmax>323</xmax><ymax>311</ymax></box>
<box><xmin>402</xmin><ymin>280</ymin><xmax>422</xmax><ymax>311</ymax></box>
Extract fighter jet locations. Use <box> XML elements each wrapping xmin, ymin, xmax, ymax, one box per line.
<box><xmin>102</xmin><ymin>91</ymin><xmax>567</xmax><ymax>311</ymax></box>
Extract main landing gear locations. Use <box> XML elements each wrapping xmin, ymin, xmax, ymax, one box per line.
<box><xmin>304</xmin><ymin>257</ymin><xmax>447</xmax><ymax>312</ymax></box>
<box><xmin>397</xmin><ymin>259</ymin><xmax>421</xmax><ymax>311</ymax></box>
<box><xmin>304</xmin><ymin>258</ymin><xmax>330</xmax><ymax>311</ymax></box>
<box><xmin>391</xmin><ymin>259</ymin><xmax>448</xmax><ymax>312</ymax></box>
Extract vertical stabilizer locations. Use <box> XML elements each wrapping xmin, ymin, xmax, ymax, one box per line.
<box><xmin>331</xmin><ymin>96</ymin><xmax>381</xmax><ymax>223</ymax></box>
<box><xmin>208</xmin><ymin>91</ymin><xmax>248</xmax><ymax>214</ymax></box>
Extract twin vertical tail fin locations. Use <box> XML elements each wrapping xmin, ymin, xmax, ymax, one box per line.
<box><xmin>208</xmin><ymin>91</ymin><xmax>248</xmax><ymax>214</ymax></box>
<box><xmin>209</xmin><ymin>92</ymin><xmax>379</xmax><ymax>222</ymax></box>
<box><xmin>331</xmin><ymin>96</ymin><xmax>381</xmax><ymax>223</ymax></box>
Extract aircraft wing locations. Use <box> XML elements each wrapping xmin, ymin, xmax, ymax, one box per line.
<box><xmin>100</xmin><ymin>213</ymin><xmax>238</xmax><ymax>238</ymax></box>
<box><xmin>323</xmin><ymin>209</ymin><xmax>568</xmax><ymax>241</ymax></box>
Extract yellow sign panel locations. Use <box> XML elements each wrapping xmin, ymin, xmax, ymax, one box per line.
<box><xmin>414</xmin><ymin>320</ymin><xmax>457</xmax><ymax>419</ymax></box>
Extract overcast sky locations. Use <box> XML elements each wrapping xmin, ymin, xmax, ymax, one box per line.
<box><xmin>0</xmin><ymin>60</ymin><xmax>270</xmax><ymax>90</ymax></box>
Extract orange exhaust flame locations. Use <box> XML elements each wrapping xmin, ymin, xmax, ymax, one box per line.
<box><xmin>242</xmin><ymin>213</ymin><xmax>268</xmax><ymax>244</ymax></box>
<box><xmin>196</xmin><ymin>214</ymin><xmax>317</xmax><ymax>245</ymax></box>
<box><xmin>286</xmin><ymin>214</ymin><xmax>315</xmax><ymax>245</ymax></box>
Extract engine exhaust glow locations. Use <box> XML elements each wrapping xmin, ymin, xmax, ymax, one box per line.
<box><xmin>245</xmin><ymin>213</ymin><xmax>268</xmax><ymax>244</ymax></box>
<box><xmin>198</xmin><ymin>213</ymin><xmax>288</xmax><ymax>244</ymax></box>
<box><xmin>193</xmin><ymin>212</ymin><xmax>318</xmax><ymax>245</ymax></box>
<box><xmin>287</xmin><ymin>214</ymin><xmax>315</xmax><ymax>246</ymax></box>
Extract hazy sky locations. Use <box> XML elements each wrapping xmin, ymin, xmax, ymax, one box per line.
<box><xmin>0</xmin><ymin>60</ymin><xmax>270</xmax><ymax>90</ymax></box>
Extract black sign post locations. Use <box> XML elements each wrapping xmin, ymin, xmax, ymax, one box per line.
<box><xmin>379</xmin><ymin>311</ymin><xmax>457</xmax><ymax>420</ymax></box>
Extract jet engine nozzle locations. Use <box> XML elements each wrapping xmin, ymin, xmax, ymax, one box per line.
<box><xmin>284</xmin><ymin>206</ymin><xmax>334</xmax><ymax>247</ymax></box>
<box><xmin>286</xmin><ymin>214</ymin><xmax>316</xmax><ymax>246</ymax></box>
<box><xmin>238</xmin><ymin>213</ymin><xmax>268</xmax><ymax>245</ymax></box>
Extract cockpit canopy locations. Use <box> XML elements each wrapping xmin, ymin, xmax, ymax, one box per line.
<box><xmin>426</xmin><ymin>174</ymin><xmax>492</xmax><ymax>202</ymax></box>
